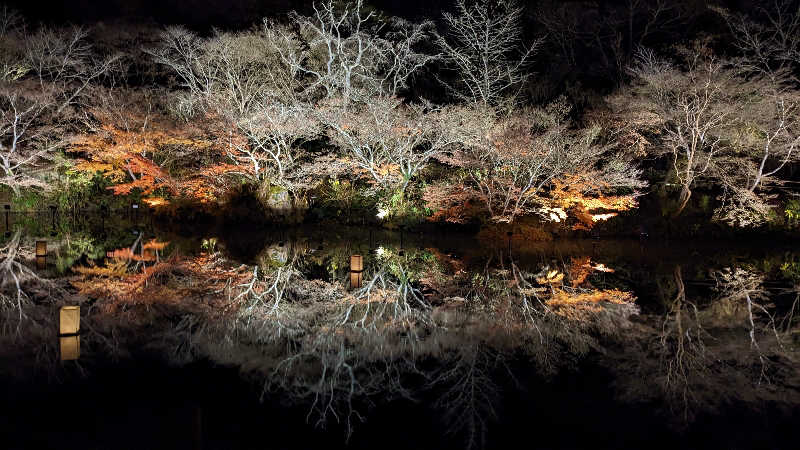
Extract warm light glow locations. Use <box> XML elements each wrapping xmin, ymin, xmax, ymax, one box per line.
<box><xmin>35</xmin><ymin>240</ymin><xmax>47</xmax><ymax>257</ymax></box>
<box><xmin>536</xmin><ymin>270</ymin><xmax>564</xmax><ymax>284</ymax></box>
<box><xmin>142</xmin><ymin>196</ymin><xmax>168</xmax><ymax>207</ymax></box>
<box><xmin>59</xmin><ymin>335</ymin><xmax>80</xmax><ymax>361</ymax></box>
<box><xmin>590</xmin><ymin>263</ymin><xmax>614</xmax><ymax>273</ymax></box>
<box><xmin>350</xmin><ymin>254</ymin><xmax>363</xmax><ymax>272</ymax></box>
<box><xmin>59</xmin><ymin>306</ymin><xmax>80</xmax><ymax>335</ymax></box>
<box><xmin>591</xmin><ymin>213</ymin><xmax>618</xmax><ymax>222</ymax></box>
<box><xmin>350</xmin><ymin>271</ymin><xmax>363</xmax><ymax>289</ymax></box>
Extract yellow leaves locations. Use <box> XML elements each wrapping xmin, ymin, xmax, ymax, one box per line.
<box><xmin>105</xmin><ymin>240</ymin><xmax>169</xmax><ymax>262</ymax></box>
<box><xmin>70</xmin><ymin>160</ymin><xmax>126</xmax><ymax>181</ymax></box>
<box><xmin>546</xmin><ymin>288</ymin><xmax>635</xmax><ymax>307</ymax></box>
<box><xmin>536</xmin><ymin>270</ymin><xmax>564</xmax><ymax>285</ymax></box>
<box><xmin>567</xmin><ymin>257</ymin><xmax>615</xmax><ymax>287</ymax></box>
<box><xmin>72</xmin><ymin>259</ymin><xmax>128</xmax><ymax>278</ymax></box>
<box><xmin>143</xmin><ymin>239</ymin><xmax>170</xmax><ymax>252</ymax></box>
<box><xmin>143</xmin><ymin>196</ymin><xmax>168</xmax><ymax>207</ymax></box>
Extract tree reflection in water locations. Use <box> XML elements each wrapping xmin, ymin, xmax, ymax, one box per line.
<box><xmin>0</xmin><ymin>228</ymin><xmax>798</xmax><ymax>448</ymax></box>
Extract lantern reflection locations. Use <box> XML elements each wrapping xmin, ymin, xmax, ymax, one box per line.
<box><xmin>58</xmin><ymin>306</ymin><xmax>80</xmax><ymax>361</ymax></box>
<box><xmin>59</xmin><ymin>335</ymin><xmax>80</xmax><ymax>361</ymax></box>
<box><xmin>36</xmin><ymin>241</ymin><xmax>49</xmax><ymax>269</ymax></box>
<box><xmin>35</xmin><ymin>239</ymin><xmax>47</xmax><ymax>269</ymax></box>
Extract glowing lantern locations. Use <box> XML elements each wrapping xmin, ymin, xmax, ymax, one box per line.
<box><xmin>350</xmin><ymin>255</ymin><xmax>364</xmax><ymax>289</ymax></box>
<box><xmin>59</xmin><ymin>306</ymin><xmax>80</xmax><ymax>335</ymax></box>
<box><xmin>350</xmin><ymin>255</ymin><xmax>363</xmax><ymax>272</ymax></box>
<box><xmin>35</xmin><ymin>240</ymin><xmax>47</xmax><ymax>257</ymax></box>
<box><xmin>60</xmin><ymin>335</ymin><xmax>80</xmax><ymax>361</ymax></box>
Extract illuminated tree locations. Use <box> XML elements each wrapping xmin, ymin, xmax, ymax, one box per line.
<box><xmin>711</xmin><ymin>3</ymin><xmax>800</xmax><ymax>226</ymax></box>
<box><xmin>24</xmin><ymin>26</ymin><xmax>119</xmax><ymax>113</ymax></box>
<box><xmin>275</xmin><ymin>0</ymin><xmax>384</xmax><ymax>103</ymax></box>
<box><xmin>379</xmin><ymin>17</ymin><xmax>441</xmax><ymax>96</ymax></box>
<box><xmin>323</xmin><ymin>96</ymin><xmax>460</xmax><ymax>192</ymax></box>
<box><xmin>0</xmin><ymin>18</ymin><xmax>117</xmax><ymax>195</ymax></box>
<box><xmin>610</xmin><ymin>47</ymin><xmax>757</xmax><ymax>216</ymax></box>
<box><xmin>454</xmin><ymin>99</ymin><xmax>644</xmax><ymax>223</ymax></box>
<box><xmin>69</xmin><ymin>89</ymin><xmax>240</xmax><ymax>206</ymax></box>
<box><xmin>268</xmin><ymin>0</ymin><xmax>437</xmax><ymax>103</ymax></box>
<box><xmin>0</xmin><ymin>87</ymin><xmax>59</xmax><ymax>194</ymax></box>
<box><xmin>231</xmin><ymin>100</ymin><xmax>320</xmax><ymax>187</ymax></box>
<box><xmin>437</xmin><ymin>0</ymin><xmax>543</xmax><ymax>106</ymax></box>
<box><xmin>149</xmin><ymin>26</ymin><xmax>297</xmax><ymax>120</ymax></box>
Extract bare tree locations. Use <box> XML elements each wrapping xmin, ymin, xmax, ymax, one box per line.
<box><xmin>0</xmin><ymin>87</ymin><xmax>59</xmax><ymax>194</ymax></box>
<box><xmin>431</xmin><ymin>343</ymin><xmax>499</xmax><ymax>450</ymax></box>
<box><xmin>714</xmin><ymin>1</ymin><xmax>800</xmax><ymax>79</ymax></box>
<box><xmin>612</xmin><ymin>47</ymin><xmax>757</xmax><ymax>215</ymax></box>
<box><xmin>379</xmin><ymin>17</ymin><xmax>441</xmax><ymax>96</ymax></box>
<box><xmin>149</xmin><ymin>26</ymin><xmax>297</xmax><ymax>120</ymax></box>
<box><xmin>266</xmin><ymin>3</ymin><xmax>437</xmax><ymax>103</ymax></box>
<box><xmin>459</xmin><ymin>98</ymin><xmax>644</xmax><ymax>223</ymax></box>
<box><xmin>323</xmin><ymin>96</ymin><xmax>459</xmax><ymax>192</ymax></box>
<box><xmin>713</xmin><ymin>267</ymin><xmax>785</xmax><ymax>383</ymax></box>
<box><xmin>0</xmin><ymin>5</ymin><xmax>22</xmax><ymax>38</ymax></box>
<box><xmin>0</xmin><ymin>5</ymin><xmax>26</xmax><ymax>82</ymax></box>
<box><xmin>151</xmin><ymin>25</ymin><xmax>323</xmax><ymax>195</ymax></box>
<box><xmin>337</xmin><ymin>251</ymin><xmax>432</xmax><ymax>334</ymax></box>
<box><xmin>231</xmin><ymin>100</ymin><xmax>319</xmax><ymax>187</ymax></box>
<box><xmin>710</xmin><ymin>3</ymin><xmax>800</xmax><ymax>226</ymax></box>
<box><xmin>658</xmin><ymin>265</ymin><xmax>708</xmax><ymax>420</ymax></box>
<box><xmin>148</xmin><ymin>26</ymin><xmax>213</xmax><ymax>104</ymax></box>
<box><xmin>437</xmin><ymin>0</ymin><xmax>543</xmax><ymax>106</ymax></box>
<box><xmin>0</xmin><ymin>231</ymin><xmax>61</xmax><ymax>328</ymax></box>
<box><xmin>24</xmin><ymin>26</ymin><xmax>118</xmax><ymax>113</ymax></box>
<box><xmin>272</xmin><ymin>0</ymin><xmax>384</xmax><ymax>104</ymax></box>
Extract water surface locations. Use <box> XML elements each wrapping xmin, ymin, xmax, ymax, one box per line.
<box><xmin>1</xmin><ymin>215</ymin><xmax>798</xmax><ymax>449</ymax></box>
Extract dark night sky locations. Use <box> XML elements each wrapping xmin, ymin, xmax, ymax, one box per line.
<box><xmin>3</xmin><ymin>0</ymin><xmax>457</xmax><ymax>28</ymax></box>
<box><xmin>1</xmin><ymin>0</ymin><xmax>760</xmax><ymax>31</ymax></box>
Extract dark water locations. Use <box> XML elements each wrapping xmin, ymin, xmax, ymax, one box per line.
<box><xmin>0</xmin><ymin>214</ymin><xmax>798</xmax><ymax>449</ymax></box>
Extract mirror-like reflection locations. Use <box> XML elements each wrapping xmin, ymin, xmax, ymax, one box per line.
<box><xmin>0</xmin><ymin>216</ymin><xmax>798</xmax><ymax>449</ymax></box>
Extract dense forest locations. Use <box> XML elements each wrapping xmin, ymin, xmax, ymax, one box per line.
<box><xmin>1</xmin><ymin>0</ymin><xmax>799</xmax><ymax>237</ymax></box>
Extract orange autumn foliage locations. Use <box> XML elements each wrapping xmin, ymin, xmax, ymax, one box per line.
<box><xmin>545</xmin><ymin>175</ymin><xmax>638</xmax><ymax>230</ymax></box>
<box><xmin>545</xmin><ymin>288</ymin><xmax>636</xmax><ymax>320</ymax></box>
<box><xmin>71</xmin><ymin>251</ymin><xmax>253</xmax><ymax>324</ymax></box>
<box><xmin>104</xmin><ymin>240</ymin><xmax>170</xmax><ymax>262</ymax></box>
<box><xmin>567</xmin><ymin>257</ymin><xmax>615</xmax><ymax>287</ymax></box>
<box><xmin>69</xmin><ymin>118</ymin><xmax>244</xmax><ymax>206</ymax></box>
